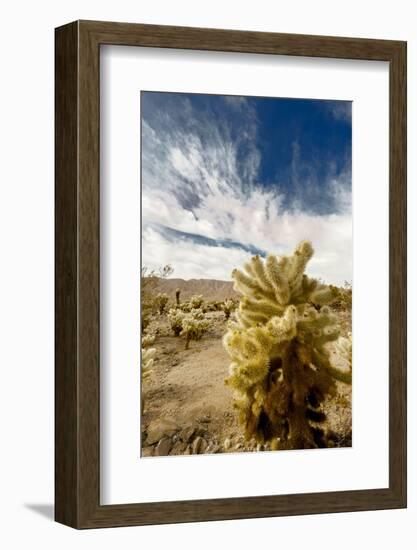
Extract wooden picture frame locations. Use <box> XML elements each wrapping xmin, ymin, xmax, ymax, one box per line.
<box><xmin>55</xmin><ymin>20</ymin><xmax>407</xmax><ymax>528</ymax></box>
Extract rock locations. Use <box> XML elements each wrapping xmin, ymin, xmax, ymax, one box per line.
<box><xmin>224</xmin><ymin>438</ymin><xmax>231</xmax><ymax>450</ymax></box>
<box><xmin>206</xmin><ymin>443</ymin><xmax>220</xmax><ymax>454</ymax></box>
<box><xmin>192</xmin><ymin>436</ymin><xmax>208</xmax><ymax>454</ymax></box>
<box><xmin>179</xmin><ymin>425</ymin><xmax>196</xmax><ymax>443</ymax></box>
<box><xmin>146</xmin><ymin>419</ymin><xmax>180</xmax><ymax>445</ymax></box>
<box><xmin>170</xmin><ymin>439</ymin><xmax>188</xmax><ymax>455</ymax></box>
<box><xmin>155</xmin><ymin>437</ymin><xmax>173</xmax><ymax>456</ymax></box>
<box><xmin>141</xmin><ymin>446</ymin><xmax>154</xmax><ymax>457</ymax></box>
<box><xmin>196</xmin><ymin>426</ymin><xmax>208</xmax><ymax>438</ymax></box>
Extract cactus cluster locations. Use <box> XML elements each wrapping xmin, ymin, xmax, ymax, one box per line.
<box><xmin>155</xmin><ymin>292</ymin><xmax>169</xmax><ymax>315</ymax></box>
<box><xmin>329</xmin><ymin>282</ymin><xmax>352</xmax><ymax>311</ymax></box>
<box><xmin>181</xmin><ymin>315</ymin><xmax>209</xmax><ymax>349</ymax></box>
<box><xmin>223</xmin><ymin>241</ymin><xmax>352</xmax><ymax>450</ymax></box>
<box><xmin>141</xmin><ymin>264</ymin><xmax>173</xmax><ymax>329</ymax></box>
<box><xmin>142</xmin><ymin>333</ymin><xmax>156</xmax><ymax>348</ymax></box>
<box><xmin>167</xmin><ymin>308</ymin><xmax>185</xmax><ymax>336</ymax></box>
<box><xmin>222</xmin><ymin>299</ymin><xmax>236</xmax><ymax>320</ymax></box>
<box><xmin>190</xmin><ymin>294</ymin><xmax>204</xmax><ymax>310</ymax></box>
<box><xmin>205</xmin><ymin>300</ymin><xmax>222</xmax><ymax>312</ymax></box>
<box><xmin>167</xmin><ymin>307</ymin><xmax>209</xmax><ymax>348</ymax></box>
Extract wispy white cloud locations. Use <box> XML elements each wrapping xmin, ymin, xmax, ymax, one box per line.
<box><xmin>141</xmin><ymin>94</ymin><xmax>352</xmax><ymax>285</ymax></box>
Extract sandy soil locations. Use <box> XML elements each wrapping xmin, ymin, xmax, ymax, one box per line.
<box><xmin>141</xmin><ymin>309</ymin><xmax>352</xmax><ymax>457</ymax></box>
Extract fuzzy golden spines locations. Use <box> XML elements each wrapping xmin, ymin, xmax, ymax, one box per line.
<box><xmin>224</xmin><ymin>240</ymin><xmax>352</xmax><ymax>448</ymax></box>
<box><xmin>232</xmin><ymin>241</ymin><xmax>320</xmax><ymax>328</ymax></box>
<box><xmin>224</xmin><ymin>305</ymin><xmax>297</xmax><ymax>392</ymax></box>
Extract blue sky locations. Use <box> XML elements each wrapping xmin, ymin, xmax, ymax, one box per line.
<box><xmin>141</xmin><ymin>91</ymin><xmax>352</xmax><ymax>284</ymax></box>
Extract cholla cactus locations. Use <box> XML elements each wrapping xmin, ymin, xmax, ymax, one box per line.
<box><xmin>330</xmin><ymin>282</ymin><xmax>352</xmax><ymax>311</ymax></box>
<box><xmin>168</xmin><ymin>308</ymin><xmax>185</xmax><ymax>336</ymax></box>
<box><xmin>168</xmin><ymin>307</ymin><xmax>209</xmax><ymax>347</ymax></box>
<box><xmin>224</xmin><ymin>241</ymin><xmax>351</xmax><ymax>450</ymax></box>
<box><xmin>181</xmin><ymin>316</ymin><xmax>209</xmax><ymax>349</ymax></box>
<box><xmin>332</xmin><ymin>333</ymin><xmax>352</xmax><ymax>379</ymax></box>
<box><xmin>141</xmin><ymin>347</ymin><xmax>156</xmax><ymax>414</ymax></box>
<box><xmin>205</xmin><ymin>301</ymin><xmax>217</xmax><ymax>312</ymax></box>
<box><xmin>190</xmin><ymin>294</ymin><xmax>204</xmax><ymax>309</ymax></box>
<box><xmin>142</xmin><ymin>332</ymin><xmax>156</xmax><ymax>348</ymax></box>
<box><xmin>175</xmin><ymin>288</ymin><xmax>181</xmax><ymax>306</ymax></box>
<box><xmin>142</xmin><ymin>347</ymin><xmax>156</xmax><ymax>381</ymax></box>
<box><xmin>222</xmin><ymin>299</ymin><xmax>236</xmax><ymax>320</ymax></box>
<box><xmin>190</xmin><ymin>308</ymin><xmax>204</xmax><ymax>320</ymax></box>
<box><xmin>155</xmin><ymin>292</ymin><xmax>169</xmax><ymax>315</ymax></box>
<box><xmin>141</xmin><ymin>313</ymin><xmax>151</xmax><ymax>332</ymax></box>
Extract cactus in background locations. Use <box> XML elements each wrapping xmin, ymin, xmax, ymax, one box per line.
<box><xmin>330</xmin><ymin>281</ymin><xmax>352</xmax><ymax>311</ymax></box>
<box><xmin>155</xmin><ymin>292</ymin><xmax>169</xmax><ymax>315</ymax></box>
<box><xmin>190</xmin><ymin>308</ymin><xmax>204</xmax><ymax>320</ymax></box>
<box><xmin>168</xmin><ymin>308</ymin><xmax>185</xmax><ymax>336</ymax></box>
<box><xmin>141</xmin><ymin>347</ymin><xmax>156</xmax><ymax>414</ymax></box>
<box><xmin>181</xmin><ymin>315</ymin><xmax>209</xmax><ymax>349</ymax></box>
<box><xmin>142</xmin><ymin>332</ymin><xmax>156</xmax><ymax>348</ymax></box>
<box><xmin>175</xmin><ymin>288</ymin><xmax>181</xmax><ymax>306</ymax></box>
<box><xmin>223</xmin><ymin>241</ymin><xmax>351</xmax><ymax>450</ymax></box>
<box><xmin>142</xmin><ymin>347</ymin><xmax>156</xmax><ymax>380</ymax></box>
<box><xmin>141</xmin><ymin>264</ymin><xmax>173</xmax><ymax>328</ymax></box>
<box><xmin>205</xmin><ymin>301</ymin><xmax>217</xmax><ymax>312</ymax></box>
<box><xmin>168</xmin><ymin>307</ymin><xmax>209</xmax><ymax>347</ymax></box>
<box><xmin>222</xmin><ymin>299</ymin><xmax>236</xmax><ymax>320</ymax></box>
<box><xmin>190</xmin><ymin>294</ymin><xmax>204</xmax><ymax>310</ymax></box>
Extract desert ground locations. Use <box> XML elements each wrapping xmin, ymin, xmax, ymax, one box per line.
<box><xmin>141</xmin><ymin>279</ymin><xmax>352</xmax><ymax>458</ymax></box>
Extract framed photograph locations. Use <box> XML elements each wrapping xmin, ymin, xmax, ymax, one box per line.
<box><xmin>55</xmin><ymin>20</ymin><xmax>407</xmax><ymax>528</ymax></box>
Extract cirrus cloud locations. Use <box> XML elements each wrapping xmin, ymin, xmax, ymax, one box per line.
<box><xmin>141</xmin><ymin>92</ymin><xmax>352</xmax><ymax>285</ymax></box>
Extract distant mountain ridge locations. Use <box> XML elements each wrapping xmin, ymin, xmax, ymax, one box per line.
<box><xmin>155</xmin><ymin>277</ymin><xmax>238</xmax><ymax>302</ymax></box>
